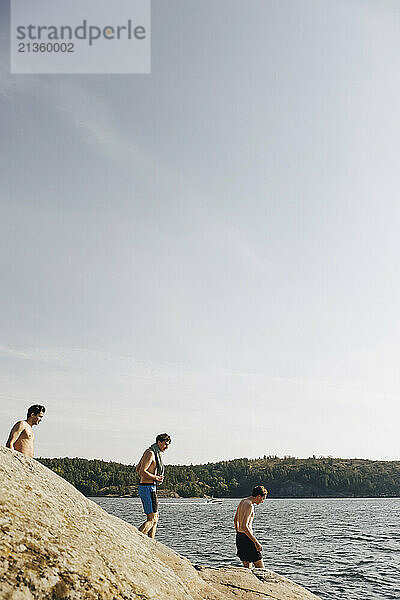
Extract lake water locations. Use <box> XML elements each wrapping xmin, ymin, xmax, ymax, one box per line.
<box><xmin>91</xmin><ymin>497</ymin><xmax>400</xmax><ymax>600</ymax></box>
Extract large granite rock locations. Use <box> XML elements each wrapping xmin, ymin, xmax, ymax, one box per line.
<box><xmin>0</xmin><ymin>447</ymin><xmax>321</xmax><ymax>600</ymax></box>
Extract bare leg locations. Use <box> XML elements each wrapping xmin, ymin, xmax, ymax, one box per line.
<box><xmin>148</xmin><ymin>515</ymin><xmax>158</xmax><ymax>539</ymax></box>
<box><xmin>139</xmin><ymin>512</ymin><xmax>158</xmax><ymax>537</ymax></box>
<box><xmin>253</xmin><ymin>559</ymin><xmax>264</xmax><ymax>568</ymax></box>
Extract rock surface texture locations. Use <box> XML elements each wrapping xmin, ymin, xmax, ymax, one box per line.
<box><xmin>0</xmin><ymin>447</ymin><xmax>321</xmax><ymax>600</ymax></box>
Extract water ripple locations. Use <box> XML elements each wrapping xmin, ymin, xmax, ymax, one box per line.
<box><xmin>92</xmin><ymin>497</ymin><xmax>400</xmax><ymax>600</ymax></box>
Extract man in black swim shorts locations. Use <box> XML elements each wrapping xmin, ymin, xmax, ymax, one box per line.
<box><xmin>234</xmin><ymin>485</ymin><xmax>267</xmax><ymax>568</ymax></box>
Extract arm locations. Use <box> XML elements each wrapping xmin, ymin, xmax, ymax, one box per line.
<box><xmin>139</xmin><ymin>450</ymin><xmax>162</xmax><ymax>482</ymax></box>
<box><xmin>241</xmin><ymin>503</ymin><xmax>262</xmax><ymax>551</ymax></box>
<box><xmin>234</xmin><ymin>507</ymin><xmax>240</xmax><ymax>531</ymax></box>
<box><xmin>6</xmin><ymin>421</ymin><xmax>26</xmax><ymax>450</ymax></box>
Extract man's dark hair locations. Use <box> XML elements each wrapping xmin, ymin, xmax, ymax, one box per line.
<box><xmin>27</xmin><ymin>405</ymin><xmax>46</xmax><ymax>418</ymax></box>
<box><xmin>252</xmin><ymin>485</ymin><xmax>268</xmax><ymax>498</ymax></box>
<box><xmin>156</xmin><ymin>433</ymin><xmax>171</xmax><ymax>444</ymax></box>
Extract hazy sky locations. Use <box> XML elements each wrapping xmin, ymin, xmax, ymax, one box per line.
<box><xmin>1</xmin><ymin>1</ymin><xmax>400</xmax><ymax>464</ymax></box>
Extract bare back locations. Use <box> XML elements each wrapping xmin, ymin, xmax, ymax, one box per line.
<box><xmin>6</xmin><ymin>421</ymin><xmax>34</xmax><ymax>457</ymax></box>
<box><xmin>137</xmin><ymin>449</ymin><xmax>157</xmax><ymax>484</ymax></box>
<box><xmin>234</xmin><ymin>498</ymin><xmax>254</xmax><ymax>534</ymax></box>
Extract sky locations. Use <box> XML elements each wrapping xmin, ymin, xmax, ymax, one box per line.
<box><xmin>1</xmin><ymin>0</ymin><xmax>400</xmax><ymax>464</ymax></box>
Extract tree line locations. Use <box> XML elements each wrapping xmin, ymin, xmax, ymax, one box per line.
<box><xmin>37</xmin><ymin>455</ymin><xmax>400</xmax><ymax>498</ymax></box>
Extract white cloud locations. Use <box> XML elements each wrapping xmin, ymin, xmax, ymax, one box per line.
<box><xmin>0</xmin><ymin>344</ymin><xmax>398</xmax><ymax>463</ymax></box>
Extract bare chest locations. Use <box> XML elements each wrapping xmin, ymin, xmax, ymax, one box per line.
<box><xmin>147</xmin><ymin>459</ymin><xmax>156</xmax><ymax>474</ymax></box>
<box><xmin>20</xmin><ymin>427</ymin><xmax>34</xmax><ymax>441</ymax></box>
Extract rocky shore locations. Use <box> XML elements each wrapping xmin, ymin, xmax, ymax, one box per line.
<box><xmin>0</xmin><ymin>447</ymin><xmax>321</xmax><ymax>600</ymax></box>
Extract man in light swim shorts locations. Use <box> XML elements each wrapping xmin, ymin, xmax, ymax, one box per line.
<box><xmin>234</xmin><ymin>485</ymin><xmax>267</xmax><ymax>568</ymax></box>
<box><xmin>6</xmin><ymin>405</ymin><xmax>46</xmax><ymax>458</ymax></box>
<box><xmin>136</xmin><ymin>433</ymin><xmax>171</xmax><ymax>539</ymax></box>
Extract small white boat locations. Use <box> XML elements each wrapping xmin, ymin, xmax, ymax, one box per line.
<box><xmin>205</xmin><ymin>496</ymin><xmax>224</xmax><ymax>504</ymax></box>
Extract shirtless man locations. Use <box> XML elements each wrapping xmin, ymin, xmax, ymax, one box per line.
<box><xmin>136</xmin><ymin>433</ymin><xmax>171</xmax><ymax>539</ymax></box>
<box><xmin>234</xmin><ymin>485</ymin><xmax>268</xmax><ymax>568</ymax></box>
<box><xmin>6</xmin><ymin>405</ymin><xmax>46</xmax><ymax>458</ymax></box>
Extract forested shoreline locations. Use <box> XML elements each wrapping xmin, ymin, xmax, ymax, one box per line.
<box><xmin>37</xmin><ymin>455</ymin><xmax>400</xmax><ymax>498</ymax></box>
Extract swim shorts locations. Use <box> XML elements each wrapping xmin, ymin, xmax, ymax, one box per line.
<box><xmin>138</xmin><ymin>483</ymin><xmax>158</xmax><ymax>514</ymax></box>
<box><xmin>236</xmin><ymin>532</ymin><xmax>262</xmax><ymax>563</ymax></box>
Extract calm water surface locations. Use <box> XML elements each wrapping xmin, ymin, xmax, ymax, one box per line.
<box><xmin>91</xmin><ymin>497</ymin><xmax>400</xmax><ymax>600</ymax></box>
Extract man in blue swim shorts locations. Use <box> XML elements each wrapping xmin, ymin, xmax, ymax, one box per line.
<box><xmin>136</xmin><ymin>433</ymin><xmax>171</xmax><ymax>538</ymax></box>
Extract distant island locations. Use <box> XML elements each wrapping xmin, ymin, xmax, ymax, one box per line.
<box><xmin>37</xmin><ymin>455</ymin><xmax>400</xmax><ymax>498</ymax></box>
